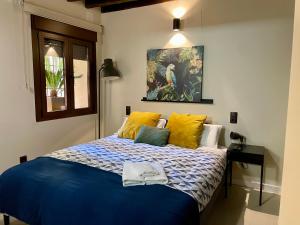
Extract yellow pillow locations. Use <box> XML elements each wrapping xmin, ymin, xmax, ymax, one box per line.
<box><xmin>118</xmin><ymin>111</ymin><xmax>161</xmax><ymax>140</ymax></box>
<box><xmin>166</xmin><ymin>112</ymin><xmax>207</xmax><ymax>149</ymax></box>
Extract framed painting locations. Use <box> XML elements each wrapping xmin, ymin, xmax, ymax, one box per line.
<box><xmin>146</xmin><ymin>46</ymin><xmax>205</xmax><ymax>103</ymax></box>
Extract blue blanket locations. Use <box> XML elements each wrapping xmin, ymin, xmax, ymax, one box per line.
<box><xmin>0</xmin><ymin>157</ymin><xmax>199</xmax><ymax>225</ymax></box>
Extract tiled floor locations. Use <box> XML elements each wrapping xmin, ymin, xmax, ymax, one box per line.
<box><xmin>1</xmin><ymin>185</ymin><xmax>280</xmax><ymax>225</ymax></box>
<box><xmin>205</xmin><ymin>185</ymin><xmax>280</xmax><ymax>225</ymax></box>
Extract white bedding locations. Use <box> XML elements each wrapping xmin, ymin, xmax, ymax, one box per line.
<box><xmin>47</xmin><ymin>135</ymin><xmax>227</xmax><ymax>212</ymax></box>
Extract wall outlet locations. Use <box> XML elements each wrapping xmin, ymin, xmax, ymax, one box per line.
<box><xmin>19</xmin><ymin>155</ymin><xmax>27</xmax><ymax>164</ymax></box>
<box><xmin>126</xmin><ymin>106</ymin><xmax>131</xmax><ymax>116</ymax></box>
<box><xmin>230</xmin><ymin>112</ymin><xmax>238</xmax><ymax>124</ymax></box>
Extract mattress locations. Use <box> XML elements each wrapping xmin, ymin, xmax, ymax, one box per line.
<box><xmin>48</xmin><ymin>135</ymin><xmax>227</xmax><ymax>211</ymax></box>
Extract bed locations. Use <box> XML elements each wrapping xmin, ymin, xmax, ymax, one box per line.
<box><xmin>0</xmin><ymin>135</ymin><xmax>227</xmax><ymax>225</ymax></box>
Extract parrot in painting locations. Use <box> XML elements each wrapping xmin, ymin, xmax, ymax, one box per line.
<box><xmin>166</xmin><ymin>64</ymin><xmax>176</xmax><ymax>88</ymax></box>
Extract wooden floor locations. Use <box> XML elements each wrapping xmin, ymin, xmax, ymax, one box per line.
<box><xmin>1</xmin><ymin>185</ymin><xmax>280</xmax><ymax>225</ymax></box>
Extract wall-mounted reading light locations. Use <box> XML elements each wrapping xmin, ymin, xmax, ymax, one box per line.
<box><xmin>173</xmin><ymin>18</ymin><xmax>181</xmax><ymax>31</ymax></box>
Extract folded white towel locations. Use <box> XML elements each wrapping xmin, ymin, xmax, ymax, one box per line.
<box><xmin>122</xmin><ymin>161</ymin><xmax>168</xmax><ymax>187</ymax></box>
<box><xmin>122</xmin><ymin>161</ymin><xmax>156</xmax><ymax>187</ymax></box>
<box><xmin>145</xmin><ymin>163</ymin><xmax>168</xmax><ymax>185</ymax></box>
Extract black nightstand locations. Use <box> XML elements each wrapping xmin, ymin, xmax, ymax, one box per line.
<box><xmin>227</xmin><ymin>143</ymin><xmax>265</xmax><ymax>205</ymax></box>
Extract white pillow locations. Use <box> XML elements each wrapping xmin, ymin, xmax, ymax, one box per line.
<box><xmin>117</xmin><ymin>117</ymin><xmax>167</xmax><ymax>134</ymax></box>
<box><xmin>200</xmin><ymin>124</ymin><xmax>222</xmax><ymax>148</ymax></box>
<box><xmin>156</xmin><ymin>118</ymin><xmax>167</xmax><ymax>128</ymax></box>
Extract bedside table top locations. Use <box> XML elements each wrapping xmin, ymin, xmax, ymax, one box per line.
<box><xmin>228</xmin><ymin>144</ymin><xmax>265</xmax><ymax>155</ymax></box>
<box><xmin>227</xmin><ymin>144</ymin><xmax>265</xmax><ymax>165</ymax></box>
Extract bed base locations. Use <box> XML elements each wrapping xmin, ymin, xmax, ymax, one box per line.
<box><xmin>3</xmin><ymin>215</ymin><xmax>10</xmax><ymax>225</ymax></box>
<box><xmin>199</xmin><ymin>170</ymin><xmax>227</xmax><ymax>224</ymax></box>
<box><xmin>3</xmin><ymin>157</ymin><xmax>28</xmax><ymax>225</ymax></box>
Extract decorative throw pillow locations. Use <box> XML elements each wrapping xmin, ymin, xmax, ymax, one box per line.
<box><xmin>166</xmin><ymin>112</ymin><xmax>207</xmax><ymax>149</ymax></box>
<box><xmin>200</xmin><ymin>124</ymin><xmax>223</xmax><ymax>148</ymax></box>
<box><xmin>134</xmin><ymin>125</ymin><xmax>170</xmax><ymax>147</ymax></box>
<box><xmin>118</xmin><ymin>112</ymin><xmax>161</xmax><ymax>140</ymax></box>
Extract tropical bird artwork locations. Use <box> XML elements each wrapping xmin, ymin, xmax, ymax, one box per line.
<box><xmin>165</xmin><ymin>64</ymin><xmax>176</xmax><ymax>88</ymax></box>
<box><xmin>146</xmin><ymin>46</ymin><xmax>204</xmax><ymax>102</ymax></box>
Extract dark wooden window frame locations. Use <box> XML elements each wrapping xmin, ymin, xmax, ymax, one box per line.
<box><xmin>31</xmin><ymin>15</ymin><xmax>97</xmax><ymax>122</ymax></box>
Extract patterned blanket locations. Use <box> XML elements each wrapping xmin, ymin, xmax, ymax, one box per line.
<box><xmin>48</xmin><ymin>135</ymin><xmax>227</xmax><ymax>211</ymax></box>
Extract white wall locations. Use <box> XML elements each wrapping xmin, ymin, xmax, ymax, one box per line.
<box><xmin>102</xmin><ymin>0</ymin><xmax>294</xmax><ymax>189</ymax></box>
<box><xmin>279</xmin><ymin>0</ymin><xmax>300</xmax><ymax>224</ymax></box>
<box><xmin>0</xmin><ymin>0</ymin><xmax>101</xmax><ymax>173</ymax></box>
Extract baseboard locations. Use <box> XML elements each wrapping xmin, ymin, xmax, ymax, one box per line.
<box><xmin>232</xmin><ymin>178</ymin><xmax>281</xmax><ymax>195</ymax></box>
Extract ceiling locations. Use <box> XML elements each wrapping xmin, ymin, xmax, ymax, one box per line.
<box><xmin>67</xmin><ymin>0</ymin><xmax>173</xmax><ymax>13</ymax></box>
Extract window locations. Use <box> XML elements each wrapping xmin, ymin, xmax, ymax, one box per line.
<box><xmin>31</xmin><ymin>16</ymin><xmax>97</xmax><ymax>121</ymax></box>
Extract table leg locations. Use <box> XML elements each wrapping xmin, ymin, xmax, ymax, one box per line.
<box><xmin>229</xmin><ymin>161</ymin><xmax>233</xmax><ymax>186</ymax></box>
<box><xmin>225</xmin><ymin>163</ymin><xmax>228</xmax><ymax>198</ymax></box>
<box><xmin>259</xmin><ymin>163</ymin><xmax>264</xmax><ymax>206</ymax></box>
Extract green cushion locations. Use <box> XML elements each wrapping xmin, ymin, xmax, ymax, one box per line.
<box><xmin>134</xmin><ymin>125</ymin><xmax>170</xmax><ymax>147</ymax></box>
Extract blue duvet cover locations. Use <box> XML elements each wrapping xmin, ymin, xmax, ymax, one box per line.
<box><xmin>0</xmin><ymin>157</ymin><xmax>199</xmax><ymax>225</ymax></box>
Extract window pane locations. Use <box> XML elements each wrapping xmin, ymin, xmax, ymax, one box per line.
<box><xmin>44</xmin><ymin>39</ymin><xmax>66</xmax><ymax>112</ymax></box>
<box><xmin>73</xmin><ymin>44</ymin><xmax>89</xmax><ymax>109</ymax></box>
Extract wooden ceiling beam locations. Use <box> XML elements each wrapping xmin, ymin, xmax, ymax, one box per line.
<box><xmin>85</xmin><ymin>0</ymin><xmax>137</xmax><ymax>8</ymax></box>
<box><xmin>101</xmin><ymin>0</ymin><xmax>174</xmax><ymax>13</ymax></box>
<box><xmin>67</xmin><ymin>0</ymin><xmax>174</xmax><ymax>13</ymax></box>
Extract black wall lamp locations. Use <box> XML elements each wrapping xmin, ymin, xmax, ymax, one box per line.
<box><xmin>98</xmin><ymin>58</ymin><xmax>120</xmax><ymax>138</ymax></box>
<box><xmin>100</xmin><ymin>58</ymin><xmax>120</xmax><ymax>80</ymax></box>
<box><xmin>173</xmin><ymin>18</ymin><xmax>181</xmax><ymax>31</ymax></box>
